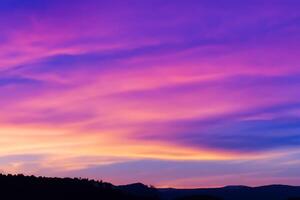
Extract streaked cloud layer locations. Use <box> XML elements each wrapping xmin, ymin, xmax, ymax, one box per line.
<box><xmin>0</xmin><ymin>0</ymin><xmax>300</xmax><ymax>187</ymax></box>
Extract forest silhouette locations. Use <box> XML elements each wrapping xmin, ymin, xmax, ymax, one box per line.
<box><xmin>0</xmin><ymin>174</ymin><xmax>300</xmax><ymax>200</ymax></box>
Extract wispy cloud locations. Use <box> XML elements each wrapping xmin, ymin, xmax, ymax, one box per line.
<box><xmin>0</xmin><ymin>0</ymin><xmax>299</xmax><ymax>187</ymax></box>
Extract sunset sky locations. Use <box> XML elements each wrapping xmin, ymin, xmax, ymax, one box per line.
<box><xmin>0</xmin><ymin>0</ymin><xmax>300</xmax><ymax>188</ymax></box>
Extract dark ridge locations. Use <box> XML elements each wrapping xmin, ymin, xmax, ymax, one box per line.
<box><xmin>1</xmin><ymin>173</ymin><xmax>300</xmax><ymax>200</ymax></box>
<box><xmin>222</xmin><ymin>185</ymin><xmax>251</xmax><ymax>189</ymax></box>
<box><xmin>159</xmin><ymin>184</ymin><xmax>300</xmax><ymax>200</ymax></box>
<box><xmin>118</xmin><ymin>182</ymin><xmax>160</xmax><ymax>199</ymax></box>
<box><xmin>0</xmin><ymin>173</ymin><xmax>156</xmax><ymax>200</ymax></box>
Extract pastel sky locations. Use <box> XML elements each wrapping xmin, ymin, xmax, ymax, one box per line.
<box><xmin>0</xmin><ymin>0</ymin><xmax>300</xmax><ymax>188</ymax></box>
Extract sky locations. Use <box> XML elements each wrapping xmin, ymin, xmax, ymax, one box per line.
<box><xmin>0</xmin><ymin>0</ymin><xmax>300</xmax><ymax>188</ymax></box>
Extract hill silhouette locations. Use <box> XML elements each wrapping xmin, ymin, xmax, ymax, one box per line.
<box><xmin>0</xmin><ymin>174</ymin><xmax>300</xmax><ymax>200</ymax></box>
<box><xmin>118</xmin><ymin>182</ymin><xmax>160</xmax><ymax>199</ymax></box>
<box><xmin>0</xmin><ymin>173</ymin><xmax>155</xmax><ymax>200</ymax></box>
<box><xmin>159</xmin><ymin>185</ymin><xmax>300</xmax><ymax>200</ymax></box>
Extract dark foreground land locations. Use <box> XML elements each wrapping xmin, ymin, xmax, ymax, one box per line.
<box><xmin>0</xmin><ymin>174</ymin><xmax>300</xmax><ymax>200</ymax></box>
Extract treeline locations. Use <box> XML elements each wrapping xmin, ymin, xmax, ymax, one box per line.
<box><xmin>0</xmin><ymin>173</ymin><xmax>145</xmax><ymax>200</ymax></box>
<box><xmin>0</xmin><ymin>173</ymin><xmax>224</xmax><ymax>200</ymax></box>
<box><xmin>6</xmin><ymin>173</ymin><xmax>300</xmax><ymax>200</ymax></box>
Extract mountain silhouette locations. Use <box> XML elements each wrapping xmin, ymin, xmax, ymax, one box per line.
<box><xmin>159</xmin><ymin>184</ymin><xmax>300</xmax><ymax>200</ymax></box>
<box><xmin>0</xmin><ymin>174</ymin><xmax>300</xmax><ymax>200</ymax></box>
<box><xmin>0</xmin><ymin>173</ymin><xmax>152</xmax><ymax>200</ymax></box>
<box><xmin>118</xmin><ymin>182</ymin><xmax>160</xmax><ymax>199</ymax></box>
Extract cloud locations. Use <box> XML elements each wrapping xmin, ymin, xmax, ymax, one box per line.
<box><xmin>0</xmin><ymin>76</ymin><xmax>41</xmax><ymax>86</ymax></box>
<box><xmin>58</xmin><ymin>154</ymin><xmax>300</xmax><ymax>187</ymax></box>
<box><xmin>0</xmin><ymin>0</ymin><xmax>299</xmax><ymax>187</ymax></box>
<box><xmin>132</xmin><ymin>101</ymin><xmax>300</xmax><ymax>153</ymax></box>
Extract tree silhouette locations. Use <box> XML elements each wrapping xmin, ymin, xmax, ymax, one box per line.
<box><xmin>0</xmin><ymin>173</ymin><xmax>159</xmax><ymax>200</ymax></box>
